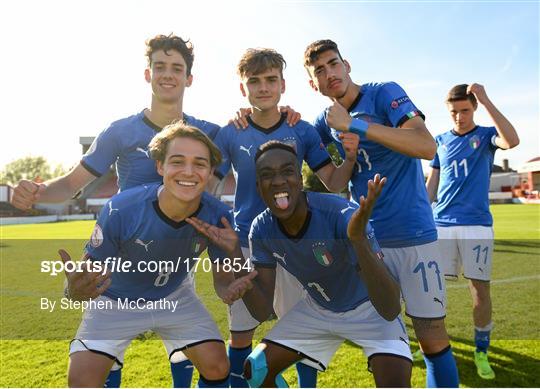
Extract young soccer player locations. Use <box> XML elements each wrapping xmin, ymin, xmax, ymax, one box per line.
<box><xmin>425</xmin><ymin>83</ymin><xmax>519</xmax><ymax>379</ymax></box>
<box><xmin>60</xmin><ymin>123</ymin><xmax>255</xmax><ymax>388</ymax></box>
<box><xmin>10</xmin><ymin>34</ymin><xmax>300</xmax><ymax>387</ymax></box>
<box><xmin>303</xmin><ymin>39</ymin><xmax>459</xmax><ymax>387</ymax></box>
<box><xmin>10</xmin><ymin>33</ymin><xmax>216</xmax><ymax>387</ymax></box>
<box><xmin>210</xmin><ymin>48</ymin><xmax>358</xmax><ymax>387</ymax></box>
<box><xmin>190</xmin><ymin>142</ymin><xmax>411</xmax><ymax>387</ymax></box>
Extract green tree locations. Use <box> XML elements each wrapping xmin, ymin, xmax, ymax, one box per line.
<box><xmin>302</xmin><ymin>143</ymin><xmax>349</xmax><ymax>193</ymax></box>
<box><xmin>0</xmin><ymin>156</ymin><xmax>66</xmax><ymax>185</ymax></box>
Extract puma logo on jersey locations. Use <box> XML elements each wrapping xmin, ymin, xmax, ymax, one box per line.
<box><xmin>108</xmin><ymin>202</ymin><xmax>119</xmax><ymax>215</ymax></box>
<box><xmin>136</xmin><ymin>147</ymin><xmax>150</xmax><ymax>158</ymax></box>
<box><xmin>433</xmin><ymin>297</ymin><xmax>444</xmax><ymax>307</ymax></box>
<box><xmin>239</xmin><ymin>145</ymin><xmax>253</xmax><ymax>156</ymax></box>
<box><xmin>340</xmin><ymin>204</ymin><xmax>356</xmax><ymax>214</ymax></box>
<box><xmin>272</xmin><ymin>252</ymin><xmax>286</xmax><ymax>264</ymax></box>
<box><xmin>135</xmin><ymin>239</ymin><xmax>153</xmax><ymax>252</ymax></box>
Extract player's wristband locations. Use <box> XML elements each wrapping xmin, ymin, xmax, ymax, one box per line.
<box><xmin>349</xmin><ymin>118</ymin><xmax>369</xmax><ymax>140</ymax></box>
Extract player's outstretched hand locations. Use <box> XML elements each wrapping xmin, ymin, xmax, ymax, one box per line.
<box><xmin>58</xmin><ymin>249</ymin><xmax>111</xmax><ymax>301</ymax></box>
<box><xmin>327</xmin><ymin>101</ymin><xmax>352</xmax><ymax>132</ymax></box>
<box><xmin>347</xmin><ymin>174</ymin><xmax>386</xmax><ymax>241</ymax></box>
<box><xmin>339</xmin><ymin>132</ymin><xmax>360</xmax><ymax>161</ymax></box>
<box><xmin>229</xmin><ymin>107</ymin><xmax>252</xmax><ymax>130</ymax></box>
<box><xmin>220</xmin><ymin>271</ymin><xmax>258</xmax><ymax>305</ymax></box>
<box><xmin>278</xmin><ymin>105</ymin><xmax>301</xmax><ymax>126</ymax></box>
<box><xmin>467</xmin><ymin>83</ymin><xmax>489</xmax><ymax>105</ymax></box>
<box><xmin>186</xmin><ymin>216</ymin><xmax>240</xmax><ymax>255</ymax></box>
<box><xmin>10</xmin><ymin>180</ymin><xmax>46</xmax><ymax>210</ymax></box>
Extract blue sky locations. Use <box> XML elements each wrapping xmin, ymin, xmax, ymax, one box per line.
<box><xmin>1</xmin><ymin>0</ymin><xmax>538</xmax><ymax>172</ymax></box>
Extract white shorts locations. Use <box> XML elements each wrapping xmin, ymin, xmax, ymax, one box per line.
<box><xmin>229</xmin><ymin>247</ymin><xmax>306</xmax><ymax>331</ymax></box>
<box><xmin>264</xmin><ymin>294</ymin><xmax>411</xmax><ymax>371</ymax></box>
<box><xmin>437</xmin><ymin>226</ymin><xmax>494</xmax><ymax>282</ymax></box>
<box><xmin>70</xmin><ymin>279</ymin><xmax>223</xmax><ymax>369</ymax></box>
<box><xmin>382</xmin><ymin>241</ymin><xmax>446</xmax><ymax>319</ymax></box>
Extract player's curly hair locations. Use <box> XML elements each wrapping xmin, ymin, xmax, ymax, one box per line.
<box><xmin>148</xmin><ymin>121</ymin><xmax>222</xmax><ymax>167</ymax></box>
<box><xmin>303</xmin><ymin>39</ymin><xmax>344</xmax><ymax>69</ymax></box>
<box><xmin>237</xmin><ymin>48</ymin><xmax>286</xmax><ymax>78</ymax></box>
<box><xmin>446</xmin><ymin>84</ymin><xmax>478</xmax><ymax>109</ymax></box>
<box><xmin>145</xmin><ymin>33</ymin><xmax>195</xmax><ymax>76</ymax></box>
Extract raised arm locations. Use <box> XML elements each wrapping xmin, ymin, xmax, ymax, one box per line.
<box><xmin>468</xmin><ymin>83</ymin><xmax>519</xmax><ymax>149</ymax></box>
<box><xmin>327</xmin><ymin>100</ymin><xmax>436</xmax><ymax>160</ymax></box>
<box><xmin>347</xmin><ymin>174</ymin><xmax>401</xmax><ymax>321</ymax></box>
<box><xmin>315</xmin><ymin>132</ymin><xmax>358</xmax><ymax>192</ymax></box>
<box><xmin>10</xmin><ymin>163</ymin><xmax>96</xmax><ymax>210</ymax></box>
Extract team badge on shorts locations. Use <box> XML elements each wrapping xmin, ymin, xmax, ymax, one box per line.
<box><xmin>90</xmin><ymin>224</ymin><xmax>103</xmax><ymax>248</ymax></box>
<box><xmin>312</xmin><ymin>242</ymin><xmax>333</xmax><ymax>266</ymax></box>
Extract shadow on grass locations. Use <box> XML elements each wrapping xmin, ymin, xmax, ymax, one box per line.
<box><xmin>494</xmin><ymin>240</ymin><xmax>540</xmax><ymax>256</ymax></box>
<box><xmin>449</xmin><ymin>335</ymin><xmax>540</xmax><ymax>387</ymax></box>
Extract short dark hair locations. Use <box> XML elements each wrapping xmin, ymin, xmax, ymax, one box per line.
<box><xmin>255</xmin><ymin>141</ymin><xmax>297</xmax><ymax>163</ymax></box>
<box><xmin>303</xmin><ymin>39</ymin><xmax>344</xmax><ymax>69</ymax></box>
<box><xmin>145</xmin><ymin>33</ymin><xmax>195</xmax><ymax>76</ymax></box>
<box><xmin>237</xmin><ymin>48</ymin><xmax>286</xmax><ymax>78</ymax></box>
<box><xmin>446</xmin><ymin>84</ymin><xmax>477</xmax><ymax>108</ymax></box>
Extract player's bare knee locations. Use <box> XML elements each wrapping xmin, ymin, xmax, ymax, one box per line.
<box><xmin>68</xmin><ymin>351</ymin><xmax>110</xmax><ymax>388</ymax></box>
<box><xmin>371</xmin><ymin>356</ymin><xmax>411</xmax><ymax>388</ymax></box>
<box><xmin>199</xmin><ymin>356</ymin><xmax>230</xmax><ymax>380</ymax></box>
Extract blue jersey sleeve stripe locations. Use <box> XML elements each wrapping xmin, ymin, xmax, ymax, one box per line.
<box><xmin>80</xmin><ymin>159</ymin><xmax>104</xmax><ymax>177</ymax></box>
<box><xmin>396</xmin><ymin>110</ymin><xmax>425</xmax><ymax>128</ymax></box>
<box><xmin>311</xmin><ymin>157</ymin><xmax>333</xmax><ymax>173</ymax></box>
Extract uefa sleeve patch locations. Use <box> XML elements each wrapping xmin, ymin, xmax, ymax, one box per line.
<box><xmin>390</xmin><ymin>96</ymin><xmax>410</xmax><ymax>109</ymax></box>
<box><xmin>90</xmin><ymin>224</ymin><xmax>103</xmax><ymax>248</ymax></box>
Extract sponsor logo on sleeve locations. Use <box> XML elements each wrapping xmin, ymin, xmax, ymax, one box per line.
<box><xmin>390</xmin><ymin>96</ymin><xmax>410</xmax><ymax>109</ymax></box>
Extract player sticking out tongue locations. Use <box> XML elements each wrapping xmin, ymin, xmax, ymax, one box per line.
<box><xmin>274</xmin><ymin>192</ymin><xmax>289</xmax><ymax>210</ymax></box>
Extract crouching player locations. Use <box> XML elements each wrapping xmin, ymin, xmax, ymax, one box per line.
<box><xmin>60</xmin><ymin>123</ymin><xmax>255</xmax><ymax>388</ymax></box>
<box><xmin>190</xmin><ymin>142</ymin><xmax>412</xmax><ymax>387</ymax></box>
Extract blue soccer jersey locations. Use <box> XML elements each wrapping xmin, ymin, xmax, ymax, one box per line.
<box><xmin>313</xmin><ymin>82</ymin><xmax>436</xmax><ymax>248</ymax></box>
<box><xmin>81</xmin><ymin>111</ymin><xmax>220</xmax><ymax>191</ymax></box>
<box><xmin>249</xmin><ymin>192</ymin><xmax>382</xmax><ymax>312</ymax></box>
<box><xmin>214</xmin><ymin>114</ymin><xmax>332</xmax><ymax>246</ymax></box>
<box><xmin>431</xmin><ymin>126</ymin><xmax>498</xmax><ymax>226</ymax></box>
<box><xmin>85</xmin><ymin>183</ymin><xmax>231</xmax><ymax>301</ymax></box>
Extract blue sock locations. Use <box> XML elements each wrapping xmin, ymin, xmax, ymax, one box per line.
<box><xmin>171</xmin><ymin>359</ymin><xmax>194</xmax><ymax>388</ymax></box>
<box><xmin>228</xmin><ymin>344</ymin><xmax>251</xmax><ymax>387</ymax></box>
<box><xmin>104</xmin><ymin>368</ymin><xmax>122</xmax><ymax>388</ymax></box>
<box><xmin>197</xmin><ymin>375</ymin><xmax>229</xmax><ymax>388</ymax></box>
<box><xmin>475</xmin><ymin>326</ymin><xmax>491</xmax><ymax>353</ymax></box>
<box><xmin>296</xmin><ymin>363</ymin><xmax>318</xmax><ymax>388</ymax></box>
<box><xmin>423</xmin><ymin>346</ymin><xmax>459</xmax><ymax>388</ymax></box>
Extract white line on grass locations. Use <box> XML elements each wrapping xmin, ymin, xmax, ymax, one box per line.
<box><xmin>446</xmin><ymin>275</ymin><xmax>540</xmax><ymax>289</ymax></box>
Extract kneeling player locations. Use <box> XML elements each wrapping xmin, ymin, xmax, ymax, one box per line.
<box><xmin>190</xmin><ymin>142</ymin><xmax>412</xmax><ymax>387</ymax></box>
<box><xmin>60</xmin><ymin>123</ymin><xmax>254</xmax><ymax>388</ymax></box>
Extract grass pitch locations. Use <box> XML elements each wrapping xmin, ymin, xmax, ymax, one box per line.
<box><xmin>1</xmin><ymin>204</ymin><xmax>539</xmax><ymax>387</ymax></box>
